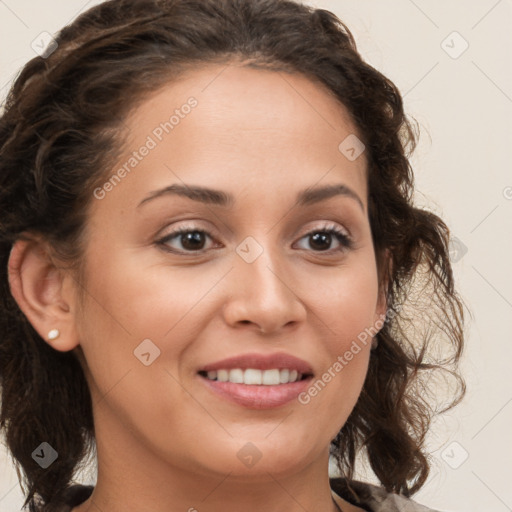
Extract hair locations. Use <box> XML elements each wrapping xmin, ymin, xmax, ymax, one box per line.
<box><xmin>0</xmin><ymin>0</ymin><xmax>466</xmax><ymax>510</ymax></box>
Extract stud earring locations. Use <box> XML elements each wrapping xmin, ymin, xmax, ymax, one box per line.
<box><xmin>47</xmin><ymin>329</ymin><xmax>60</xmax><ymax>341</ymax></box>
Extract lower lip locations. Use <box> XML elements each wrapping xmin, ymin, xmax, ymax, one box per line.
<box><xmin>198</xmin><ymin>374</ymin><xmax>312</xmax><ymax>409</ymax></box>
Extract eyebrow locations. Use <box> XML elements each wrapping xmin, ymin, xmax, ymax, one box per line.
<box><xmin>137</xmin><ymin>183</ymin><xmax>364</xmax><ymax>211</ymax></box>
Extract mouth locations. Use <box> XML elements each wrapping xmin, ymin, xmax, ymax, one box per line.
<box><xmin>198</xmin><ymin>368</ymin><xmax>311</xmax><ymax>385</ymax></box>
<box><xmin>196</xmin><ymin>352</ymin><xmax>314</xmax><ymax>409</ymax></box>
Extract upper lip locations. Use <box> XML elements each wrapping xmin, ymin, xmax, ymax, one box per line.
<box><xmin>198</xmin><ymin>352</ymin><xmax>313</xmax><ymax>375</ymax></box>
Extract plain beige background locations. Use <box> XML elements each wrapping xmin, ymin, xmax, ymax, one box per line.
<box><xmin>1</xmin><ymin>1</ymin><xmax>511</xmax><ymax>511</ymax></box>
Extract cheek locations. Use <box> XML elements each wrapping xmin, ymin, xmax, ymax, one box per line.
<box><xmin>294</xmin><ymin>258</ymin><xmax>379</xmax><ymax>423</ymax></box>
<box><xmin>308</xmin><ymin>256</ymin><xmax>380</xmax><ymax>345</ymax></box>
<box><xmin>74</xmin><ymin>244</ymin><xmax>225</xmax><ymax>392</ymax></box>
<box><xmin>74</xmin><ymin>252</ymin><xmax>204</xmax><ymax>433</ymax></box>
<box><xmin>78</xmin><ymin>244</ymin><xmax>211</xmax><ymax>339</ymax></box>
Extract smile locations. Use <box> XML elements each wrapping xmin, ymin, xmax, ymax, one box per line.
<box><xmin>196</xmin><ymin>352</ymin><xmax>314</xmax><ymax>408</ymax></box>
<box><xmin>200</xmin><ymin>368</ymin><xmax>307</xmax><ymax>385</ymax></box>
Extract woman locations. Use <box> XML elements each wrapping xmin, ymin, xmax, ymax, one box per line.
<box><xmin>0</xmin><ymin>0</ymin><xmax>465</xmax><ymax>511</ymax></box>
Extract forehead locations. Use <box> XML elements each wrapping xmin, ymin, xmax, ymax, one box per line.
<box><xmin>92</xmin><ymin>63</ymin><xmax>368</xmax><ymax>214</ymax></box>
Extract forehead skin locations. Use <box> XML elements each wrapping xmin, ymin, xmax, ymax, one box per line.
<box><xmin>86</xmin><ymin>62</ymin><xmax>368</xmax><ymax>231</ymax></box>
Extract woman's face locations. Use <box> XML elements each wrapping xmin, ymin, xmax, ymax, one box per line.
<box><xmin>72</xmin><ymin>63</ymin><xmax>386</xmax><ymax>480</ymax></box>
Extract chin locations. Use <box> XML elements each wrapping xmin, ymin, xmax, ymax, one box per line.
<box><xmin>199</xmin><ymin>435</ymin><xmax>322</xmax><ymax>480</ymax></box>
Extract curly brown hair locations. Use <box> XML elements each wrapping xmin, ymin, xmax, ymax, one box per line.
<box><xmin>0</xmin><ymin>0</ymin><xmax>465</xmax><ymax>510</ymax></box>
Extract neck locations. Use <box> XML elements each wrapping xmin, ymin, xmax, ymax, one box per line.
<box><xmin>76</xmin><ymin>414</ymin><xmax>343</xmax><ymax>512</ymax></box>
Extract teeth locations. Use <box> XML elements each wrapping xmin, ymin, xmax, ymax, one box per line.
<box><xmin>228</xmin><ymin>368</ymin><xmax>244</xmax><ymax>383</ymax></box>
<box><xmin>279</xmin><ymin>368</ymin><xmax>290</xmax><ymax>384</ymax></box>
<box><xmin>262</xmin><ymin>369</ymin><xmax>280</xmax><ymax>385</ymax></box>
<box><xmin>217</xmin><ymin>369</ymin><xmax>229</xmax><ymax>382</ymax></box>
<box><xmin>244</xmin><ymin>368</ymin><xmax>262</xmax><ymax>385</ymax></box>
<box><xmin>203</xmin><ymin>368</ymin><xmax>304</xmax><ymax>385</ymax></box>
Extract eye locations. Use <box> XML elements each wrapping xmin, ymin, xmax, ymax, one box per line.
<box><xmin>157</xmin><ymin>227</ymin><xmax>218</xmax><ymax>253</ymax></box>
<box><xmin>156</xmin><ymin>222</ymin><xmax>354</xmax><ymax>255</ymax></box>
<box><xmin>294</xmin><ymin>223</ymin><xmax>354</xmax><ymax>253</ymax></box>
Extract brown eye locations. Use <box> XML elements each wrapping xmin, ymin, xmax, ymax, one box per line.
<box><xmin>158</xmin><ymin>228</ymin><xmax>215</xmax><ymax>253</ymax></box>
<box><xmin>294</xmin><ymin>225</ymin><xmax>353</xmax><ymax>253</ymax></box>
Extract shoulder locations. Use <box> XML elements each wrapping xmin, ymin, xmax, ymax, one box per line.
<box><xmin>330</xmin><ymin>478</ymin><xmax>444</xmax><ymax>512</ymax></box>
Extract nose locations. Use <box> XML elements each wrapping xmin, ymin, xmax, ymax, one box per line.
<box><xmin>221</xmin><ymin>247</ymin><xmax>307</xmax><ymax>335</ymax></box>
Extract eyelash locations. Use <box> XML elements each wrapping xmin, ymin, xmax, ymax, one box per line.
<box><xmin>156</xmin><ymin>223</ymin><xmax>354</xmax><ymax>256</ymax></box>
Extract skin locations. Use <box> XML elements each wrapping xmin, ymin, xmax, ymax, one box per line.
<box><xmin>8</xmin><ymin>63</ymin><xmax>388</xmax><ymax>512</ymax></box>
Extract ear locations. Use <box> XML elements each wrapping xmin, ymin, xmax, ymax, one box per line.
<box><xmin>7</xmin><ymin>235</ymin><xmax>80</xmax><ymax>352</ymax></box>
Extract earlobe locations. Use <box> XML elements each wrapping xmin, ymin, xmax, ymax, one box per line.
<box><xmin>7</xmin><ymin>236</ymin><xmax>80</xmax><ymax>352</ymax></box>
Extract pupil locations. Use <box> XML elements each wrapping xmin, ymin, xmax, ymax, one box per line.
<box><xmin>310</xmin><ymin>232</ymin><xmax>331</xmax><ymax>251</ymax></box>
<box><xmin>182</xmin><ymin>232</ymin><xmax>205</xmax><ymax>250</ymax></box>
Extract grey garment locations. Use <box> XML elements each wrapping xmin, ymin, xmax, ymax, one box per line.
<box><xmin>331</xmin><ymin>478</ymin><xmax>443</xmax><ymax>512</ymax></box>
<box><xmin>45</xmin><ymin>480</ymin><xmax>442</xmax><ymax>512</ymax></box>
